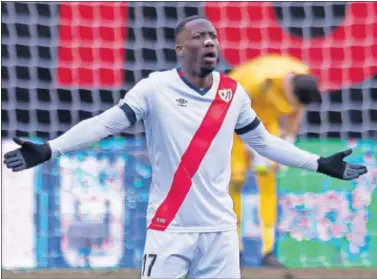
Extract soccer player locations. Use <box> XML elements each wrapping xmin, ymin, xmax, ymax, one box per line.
<box><xmin>228</xmin><ymin>54</ymin><xmax>322</xmax><ymax>266</ymax></box>
<box><xmin>4</xmin><ymin>16</ymin><xmax>367</xmax><ymax>278</ymax></box>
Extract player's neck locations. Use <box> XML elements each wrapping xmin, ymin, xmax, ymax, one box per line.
<box><xmin>180</xmin><ymin>68</ymin><xmax>213</xmax><ymax>90</ymax></box>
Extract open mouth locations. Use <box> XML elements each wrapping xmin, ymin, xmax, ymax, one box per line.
<box><xmin>203</xmin><ymin>52</ymin><xmax>217</xmax><ymax>63</ymax></box>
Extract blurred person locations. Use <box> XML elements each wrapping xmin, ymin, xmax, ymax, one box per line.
<box><xmin>228</xmin><ymin>54</ymin><xmax>322</xmax><ymax>267</ymax></box>
<box><xmin>3</xmin><ymin>16</ymin><xmax>367</xmax><ymax>278</ymax></box>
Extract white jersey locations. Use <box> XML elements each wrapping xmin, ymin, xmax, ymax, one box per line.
<box><xmin>49</xmin><ymin>67</ymin><xmax>318</xmax><ymax>232</ymax></box>
<box><xmin>120</xmin><ymin>69</ymin><xmax>257</xmax><ymax>232</ymax></box>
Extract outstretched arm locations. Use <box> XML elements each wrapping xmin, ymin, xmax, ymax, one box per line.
<box><xmin>4</xmin><ymin>78</ymin><xmax>152</xmax><ymax>172</ymax></box>
<box><xmin>3</xmin><ymin>105</ymin><xmax>132</xmax><ymax>172</ymax></box>
<box><xmin>237</xmin><ymin>118</ymin><xmax>318</xmax><ymax>170</ymax></box>
<box><xmin>235</xmin><ymin>85</ymin><xmax>368</xmax><ymax>181</ymax></box>
<box><xmin>48</xmin><ymin>105</ymin><xmax>135</xmax><ymax>157</ymax></box>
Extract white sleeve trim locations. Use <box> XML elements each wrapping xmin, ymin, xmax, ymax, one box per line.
<box><xmin>239</xmin><ymin>122</ymin><xmax>320</xmax><ymax>171</ymax></box>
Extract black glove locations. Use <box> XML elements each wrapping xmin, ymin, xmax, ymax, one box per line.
<box><xmin>3</xmin><ymin>137</ymin><xmax>52</xmax><ymax>172</ymax></box>
<box><xmin>317</xmin><ymin>149</ymin><xmax>368</xmax><ymax>180</ymax></box>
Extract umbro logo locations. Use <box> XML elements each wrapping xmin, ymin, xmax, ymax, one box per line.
<box><xmin>176</xmin><ymin>98</ymin><xmax>188</xmax><ymax>107</ymax></box>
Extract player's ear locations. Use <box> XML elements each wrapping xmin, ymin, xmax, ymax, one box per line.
<box><xmin>176</xmin><ymin>44</ymin><xmax>184</xmax><ymax>58</ymax></box>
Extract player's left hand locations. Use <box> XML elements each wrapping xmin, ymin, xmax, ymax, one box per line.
<box><xmin>317</xmin><ymin>149</ymin><xmax>368</xmax><ymax>180</ymax></box>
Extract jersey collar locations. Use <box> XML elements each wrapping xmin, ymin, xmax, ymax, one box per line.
<box><xmin>176</xmin><ymin>68</ymin><xmax>213</xmax><ymax>96</ymax></box>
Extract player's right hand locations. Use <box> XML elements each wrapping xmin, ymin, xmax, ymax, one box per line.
<box><xmin>3</xmin><ymin>137</ymin><xmax>52</xmax><ymax>172</ymax></box>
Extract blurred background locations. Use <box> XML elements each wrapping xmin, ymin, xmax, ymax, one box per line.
<box><xmin>1</xmin><ymin>1</ymin><xmax>377</xmax><ymax>271</ymax></box>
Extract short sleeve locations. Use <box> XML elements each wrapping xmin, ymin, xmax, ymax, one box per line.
<box><xmin>235</xmin><ymin>84</ymin><xmax>261</xmax><ymax>135</ymax></box>
<box><xmin>118</xmin><ymin>77</ymin><xmax>154</xmax><ymax>123</ymax></box>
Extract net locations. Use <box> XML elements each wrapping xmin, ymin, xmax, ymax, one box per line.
<box><xmin>2</xmin><ymin>2</ymin><xmax>376</xmax><ymax>139</ymax></box>
<box><xmin>1</xmin><ymin>2</ymin><xmax>204</xmax><ymax>139</ymax></box>
<box><xmin>207</xmin><ymin>2</ymin><xmax>377</xmax><ymax>139</ymax></box>
<box><xmin>1</xmin><ymin>1</ymin><xmax>377</xmax><ymax>269</ymax></box>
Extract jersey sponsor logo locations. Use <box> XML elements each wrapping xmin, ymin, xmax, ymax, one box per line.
<box><xmin>218</xmin><ymin>89</ymin><xmax>233</xmax><ymax>103</ymax></box>
<box><xmin>176</xmin><ymin>98</ymin><xmax>188</xmax><ymax>107</ymax></box>
<box><xmin>156</xmin><ymin>218</ymin><xmax>166</xmax><ymax>224</ymax></box>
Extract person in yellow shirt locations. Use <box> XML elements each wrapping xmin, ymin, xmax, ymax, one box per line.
<box><xmin>228</xmin><ymin>54</ymin><xmax>321</xmax><ymax>266</ymax></box>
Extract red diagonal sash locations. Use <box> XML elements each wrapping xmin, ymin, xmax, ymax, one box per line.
<box><xmin>148</xmin><ymin>74</ymin><xmax>238</xmax><ymax>231</ymax></box>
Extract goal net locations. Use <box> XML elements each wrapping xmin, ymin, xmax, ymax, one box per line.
<box><xmin>1</xmin><ymin>1</ymin><xmax>376</xmax><ymax>269</ymax></box>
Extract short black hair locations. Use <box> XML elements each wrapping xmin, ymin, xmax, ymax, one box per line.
<box><xmin>292</xmin><ymin>74</ymin><xmax>322</xmax><ymax>105</ymax></box>
<box><xmin>174</xmin><ymin>15</ymin><xmax>209</xmax><ymax>40</ymax></box>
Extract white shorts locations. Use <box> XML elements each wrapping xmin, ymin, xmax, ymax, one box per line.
<box><xmin>141</xmin><ymin>229</ymin><xmax>240</xmax><ymax>279</ymax></box>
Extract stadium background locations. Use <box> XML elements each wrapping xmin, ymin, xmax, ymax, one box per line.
<box><xmin>1</xmin><ymin>0</ymin><xmax>377</xmax><ymax>273</ymax></box>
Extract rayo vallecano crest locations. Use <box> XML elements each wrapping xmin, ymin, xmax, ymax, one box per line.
<box><xmin>218</xmin><ymin>89</ymin><xmax>233</xmax><ymax>103</ymax></box>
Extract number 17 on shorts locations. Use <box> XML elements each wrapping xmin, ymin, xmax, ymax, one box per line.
<box><xmin>140</xmin><ymin>229</ymin><xmax>241</xmax><ymax>279</ymax></box>
<box><xmin>142</xmin><ymin>254</ymin><xmax>157</xmax><ymax>278</ymax></box>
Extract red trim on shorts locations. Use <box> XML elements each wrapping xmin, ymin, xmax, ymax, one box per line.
<box><xmin>148</xmin><ymin>73</ymin><xmax>238</xmax><ymax>231</ymax></box>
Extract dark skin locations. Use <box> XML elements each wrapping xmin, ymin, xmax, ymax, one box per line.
<box><xmin>175</xmin><ymin>18</ymin><xmax>220</xmax><ymax>89</ymax></box>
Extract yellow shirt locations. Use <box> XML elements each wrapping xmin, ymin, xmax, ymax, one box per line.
<box><xmin>229</xmin><ymin>54</ymin><xmax>310</xmax><ymax>127</ymax></box>
<box><xmin>229</xmin><ymin>55</ymin><xmax>310</xmax><ymax>181</ymax></box>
